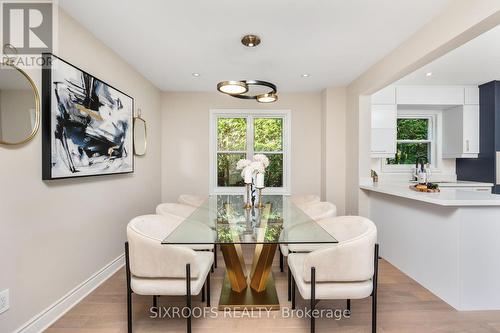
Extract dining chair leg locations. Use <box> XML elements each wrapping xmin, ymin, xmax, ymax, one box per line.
<box><xmin>214</xmin><ymin>245</ymin><xmax>218</xmax><ymax>268</ymax></box>
<box><xmin>125</xmin><ymin>242</ymin><xmax>133</xmax><ymax>333</ymax></box>
<box><xmin>291</xmin><ymin>273</ymin><xmax>296</xmax><ymax>310</ymax></box>
<box><xmin>186</xmin><ymin>264</ymin><xmax>192</xmax><ymax>333</ymax></box>
<box><xmin>206</xmin><ymin>271</ymin><xmax>211</xmax><ymax>307</ymax></box>
<box><xmin>372</xmin><ymin>244</ymin><xmax>379</xmax><ymax>333</ymax></box>
<box><xmin>201</xmin><ymin>284</ymin><xmax>206</xmax><ymax>303</ymax></box>
<box><xmin>347</xmin><ymin>299</ymin><xmax>351</xmax><ymax>314</ymax></box>
<box><xmin>152</xmin><ymin>296</ymin><xmax>158</xmax><ymax>314</ymax></box>
<box><xmin>310</xmin><ymin>267</ymin><xmax>316</xmax><ymax>333</ymax></box>
<box><xmin>287</xmin><ymin>268</ymin><xmax>291</xmax><ymax>301</ymax></box>
<box><xmin>279</xmin><ymin>250</ymin><xmax>284</xmax><ymax>272</ymax></box>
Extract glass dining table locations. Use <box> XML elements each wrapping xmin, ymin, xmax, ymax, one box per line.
<box><xmin>162</xmin><ymin>195</ymin><xmax>337</xmax><ymax>310</ymax></box>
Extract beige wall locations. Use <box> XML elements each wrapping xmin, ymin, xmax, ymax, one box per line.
<box><xmin>0</xmin><ymin>9</ymin><xmax>162</xmax><ymax>333</ymax></box>
<box><xmin>321</xmin><ymin>87</ymin><xmax>346</xmax><ymax>215</ymax></box>
<box><xmin>345</xmin><ymin>0</ymin><xmax>500</xmax><ymax>215</ymax></box>
<box><xmin>161</xmin><ymin>92</ymin><xmax>323</xmax><ymax>203</ymax></box>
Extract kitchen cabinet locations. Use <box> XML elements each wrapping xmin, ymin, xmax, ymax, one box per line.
<box><xmin>371</xmin><ymin>104</ymin><xmax>396</xmax><ymax>158</ymax></box>
<box><xmin>443</xmin><ymin>105</ymin><xmax>479</xmax><ymax>158</ymax></box>
<box><xmin>397</xmin><ymin>86</ymin><xmax>464</xmax><ymax>105</ymax></box>
<box><xmin>371</xmin><ymin>86</ymin><xmax>395</xmax><ymax>104</ymax></box>
<box><xmin>464</xmin><ymin>86</ymin><xmax>479</xmax><ymax>105</ymax></box>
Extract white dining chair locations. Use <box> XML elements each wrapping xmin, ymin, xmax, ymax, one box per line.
<box><xmin>156</xmin><ymin>203</ymin><xmax>217</xmax><ymax>268</ymax></box>
<box><xmin>290</xmin><ymin>194</ymin><xmax>321</xmax><ymax>206</ymax></box>
<box><xmin>288</xmin><ymin>216</ymin><xmax>378</xmax><ymax>333</ymax></box>
<box><xmin>126</xmin><ymin>214</ymin><xmax>213</xmax><ymax>333</ymax></box>
<box><xmin>178</xmin><ymin>194</ymin><xmax>207</xmax><ymax>207</ymax></box>
<box><xmin>156</xmin><ymin>202</ymin><xmax>197</xmax><ymax>219</ymax></box>
<box><xmin>279</xmin><ymin>201</ymin><xmax>337</xmax><ymax>272</ymax></box>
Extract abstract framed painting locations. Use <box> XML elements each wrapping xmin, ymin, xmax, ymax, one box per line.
<box><xmin>42</xmin><ymin>54</ymin><xmax>134</xmax><ymax>180</ymax></box>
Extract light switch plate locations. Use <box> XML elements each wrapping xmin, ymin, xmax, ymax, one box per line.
<box><xmin>0</xmin><ymin>289</ymin><xmax>9</xmax><ymax>314</ymax></box>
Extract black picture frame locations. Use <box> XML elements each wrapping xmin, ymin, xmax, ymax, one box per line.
<box><xmin>42</xmin><ymin>53</ymin><xmax>134</xmax><ymax>180</ymax></box>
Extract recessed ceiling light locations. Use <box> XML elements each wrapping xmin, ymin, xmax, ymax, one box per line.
<box><xmin>192</xmin><ymin>73</ymin><xmax>200</xmax><ymax>77</ymax></box>
<box><xmin>301</xmin><ymin>73</ymin><xmax>310</xmax><ymax>78</ymax></box>
<box><xmin>426</xmin><ymin>72</ymin><xmax>433</xmax><ymax>77</ymax></box>
<box><xmin>241</xmin><ymin>34</ymin><xmax>261</xmax><ymax>47</ymax></box>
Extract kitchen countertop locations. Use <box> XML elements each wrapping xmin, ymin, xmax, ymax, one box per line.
<box><xmin>360</xmin><ymin>182</ymin><xmax>500</xmax><ymax>206</ymax></box>
<box><xmin>416</xmin><ymin>181</ymin><xmax>493</xmax><ymax>187</ymax></box>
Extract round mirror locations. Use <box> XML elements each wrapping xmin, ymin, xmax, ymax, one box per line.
<box><xmin>0</xmin><ymin>62</ymin><xmax>40</xmax><ymax>145</ymax></box>
<box><xmin>133</xmin><ymin>115</ymin><xmax>147</xmax><ymax>156</ymax></box>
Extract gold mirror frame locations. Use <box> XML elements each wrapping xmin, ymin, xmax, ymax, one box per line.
<box><xmin>0</xmin><ymin>61</ymin><xmax>41</xmax><ymax>145</ymax></box>
<box><xmin>133</xmin><ymin>111</ymin><xmax>147</xmax><ymax>156</ymax></box>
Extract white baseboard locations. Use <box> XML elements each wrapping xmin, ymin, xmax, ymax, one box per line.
<box><xmin>14</xmin><ymin>254</ymin><xmax>125</xmax><ymax>333</ymax></box>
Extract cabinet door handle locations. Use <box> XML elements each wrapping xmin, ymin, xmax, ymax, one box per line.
<box><xmin>466</xmin><ymin>140</ymin><xmax>470</xmax><ymax>152</ymax></box>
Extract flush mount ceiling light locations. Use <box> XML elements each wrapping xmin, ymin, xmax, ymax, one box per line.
<box><xmin>241</xmin><ymin>34</ymin><xmax>261</xmax><ymax>47</ymax></box>
<box><xmin>217</xmin><ymin>80</ymin><xmax>248</xmax><ymax>95</ymax></box>
<box><xmin>217</xmin><ymin>80</ymin><xmax>278</xmax><ymax>103</ymax></box>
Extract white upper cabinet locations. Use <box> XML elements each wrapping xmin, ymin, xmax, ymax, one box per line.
<box><xmin>371</xmin><ymin>86</ymin><xmax>396</xmax><ymax>104</ymax></box>
<box><xmin>396</xmin><ymin>86</ymin><xmax>465</xmax><ymax>105</ymax></box>
<box><xmin>371</xmin><ymin>104</ymin><xmax>397</xmax><ymax>158</ymax></box>
<box><xmin>442</xmin><ymin>105</ymin><xmax>480</xmax><ymax>158</ymax></box>
<box><xmin>464</xmin><ymin>86</ymin><xmax>480</xmax><ymax>105</ymax></box>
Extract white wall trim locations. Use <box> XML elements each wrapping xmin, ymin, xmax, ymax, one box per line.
<box><xmin>14</xmin><ymin>254</ymin><xmax>125</xmax><ymax>333</ymax></box>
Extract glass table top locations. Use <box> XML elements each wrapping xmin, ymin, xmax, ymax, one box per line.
<box><xmin>162</xmin><ymin>195</ymin><xmax>338</xmax><ymax>245</ymax></box>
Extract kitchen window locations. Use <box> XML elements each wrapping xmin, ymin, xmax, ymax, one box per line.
<box><xmin>209</xmin><ymin>109</ymin><xmax>291</xmax><ymax>194</ymax></box>
<box><xmin>385</xmin><ymin>115</ymin><xmax>435</xmax><ymax>168</ymax></box>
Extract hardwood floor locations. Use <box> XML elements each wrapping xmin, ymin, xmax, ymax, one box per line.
<box><xmin>47</xmin><ymin>247</ymin><xmax>500</xmax><ymax>333</ymax></box>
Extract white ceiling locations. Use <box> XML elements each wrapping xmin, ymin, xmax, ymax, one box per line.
<box><xmin>397</xmin><ymin>24</ymin><xmax>500</xmax><ymax>86</ymax></box>
<box><xmin>59</xmin><ymin>0</ymin><xmax>452</xmax><ymax>92</ymax></box>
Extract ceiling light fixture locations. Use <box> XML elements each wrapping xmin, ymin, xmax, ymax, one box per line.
<box><xmin>217</xmin><ymin>80</ymin><xmax>248</xmax><ymax>95</ymax></box>
<box><xmin>426</xmin><ymin>72</ymin><xmax>433</xmax><ymax>77</ymax></box>
<box><xmin>217</xmin><ymin>80</ymin><xmax>278</xmax><ymax>103</ymax></box>
<box><xmin>192</xmin><ymin>72</ymin><xmax>200</xmax><ymax>77</ymax></box>
<box><xmin>241</xmin><ymin>34</ymin><xmax>261</xmax><ymax>47</ymax></box>
<box><xmin>256</xmin><ymin>92</ymin><xmax>278</xmax><ymax>103</ymax></box>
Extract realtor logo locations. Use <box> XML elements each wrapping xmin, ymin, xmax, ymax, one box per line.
<box><xmin>2</xmin><ymin>1</ymin><xmax>53</xmax><ymax>54</ymax></box>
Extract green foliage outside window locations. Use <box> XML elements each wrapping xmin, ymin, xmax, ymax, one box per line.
<box><xmin>387</xmin><ymin>118</ymin><xmax>431</xmax><ymax>165</ymax></box>
<box><xmin>217</xmin><ymin>118</ymin><xmax>246</xmax><ymax>151</ymax></box>
<box><xmin>254</xmin><ymin>118</ymin><xmax>283</xmax><ymax>151</ymax></box>
<box><xmin>217</xmin><ymin>117</ymin><xmax>284</xmax><ymax>188</ymax></box>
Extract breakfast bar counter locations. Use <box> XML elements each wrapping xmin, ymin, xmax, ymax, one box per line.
<box><xmin>360</xmin><ymin>182</ymin><xmax>500</xmax><ymax>206</ymax></box>
<box><xmin>361</xmin><ymin>182</ymin><xmax>500</xmax><ymax>311</ymax></box>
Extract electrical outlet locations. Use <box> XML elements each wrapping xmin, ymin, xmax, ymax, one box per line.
<box><xmin>0</xmin><ymin>289</ymin><xmax>9</xmax><ymax>314</ymax></box>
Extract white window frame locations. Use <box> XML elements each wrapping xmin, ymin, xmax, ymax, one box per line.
<box><xmin>209</xmin><ymin>109</ymin><xmax>291</xmax><ymax>195</ymax></box>
<box><xmin>382</xmin><ymin>113</ymin><xmax>437</xmax><ymax>172</ymax></box>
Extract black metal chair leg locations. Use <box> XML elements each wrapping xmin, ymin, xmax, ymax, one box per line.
<box><xmin>372</xmin><ymin>244</ymin><xmax>379</xmax><ymax>333</ymax></box>
<box><xmin>287</xmin><ymin>268</ymin><xmax>292</xmax><ymax>301</ymax></box>
<box><xmin>201</xmin><ymin>284</ymin><xmax>206</xmax><ymax>302</ymax></box>
<box><xmin>125</xmin><ymin>242</ymin><xmax>133</xmax><ymax>333</ymax></box>
<box><xmin>311</xmin><ymin>267</ymin><xmax>316</xmax><ymax>333</ymax></box>
<box><xmin>152</xmin><ymin>295</ymin><xmax>158</xmax><ymax>314</ymax></box>
<box><xmin>291</xmin><ymin>273</ymin><xmax>296</xmax><ymax>310</ymax></box>
<box><xmin>279</xmin><ymin>250</ymin><xmax>284</xmax><ymax>272</ymax></box>
<box><xmin>214</xmin><ymin>245</ymin><xmax>218</xmax><ymax>268</ymax></box>
<box><xmin>186</xmin><ymin>264</ymin><xmax>192</xmax><ymax>333</ymax></box>
<box><xmin>347</xmin><ymin>299</ymin><xmax>351</xmax><ymax>314</ymax></box>
<box><xmin>206</xmin><ymin>272</ymin><xmax>211</xmax><ymax>307</ymax></box>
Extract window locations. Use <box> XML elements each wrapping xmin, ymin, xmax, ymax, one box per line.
<box><xmin>387</xmin><ymin>116</ymin><xmax>434</xmax><ymax>166</ymax></box>
<box><xmin>210</xmin><ymin>109</ymin><xmax>290</xmax><ymax>194</ymax></box>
